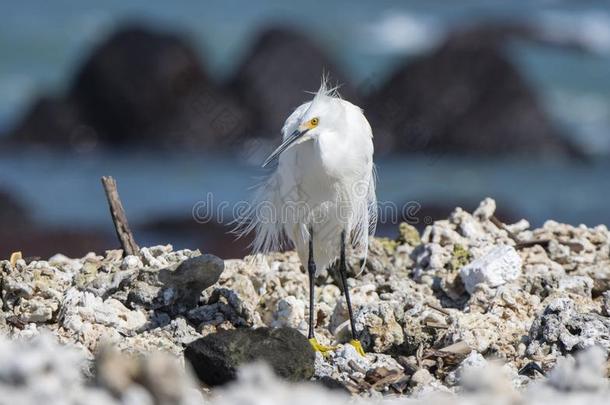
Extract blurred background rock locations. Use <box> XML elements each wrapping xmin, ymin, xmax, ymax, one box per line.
<box><xmin>1</xmin><ymin>0</ymin><xmax>609</xmax><ymax>258</ymax></box>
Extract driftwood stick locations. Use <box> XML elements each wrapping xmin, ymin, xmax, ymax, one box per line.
<box><xmin>490</xmin><ymin>215</ymin><xmax>550</xmax><ymax>250</ymax></box>
<box><xmin>490</xmin><ymin>215</ymin><xmax>520</xmax><ymax>242</ymax></box>
<box><xmin>515</xmin><ymin>239</ymin><xmax>551</xmax><ymax>249</ymax></box>
<box><xmin>426</xmin><ymin>302</ymin><xmax>451</xmax><ymax>316</ymax></box>
<box><xmin>101</xmin><ymin>176</ymin><xmax>140</xmax><ymax>256</ymax></box>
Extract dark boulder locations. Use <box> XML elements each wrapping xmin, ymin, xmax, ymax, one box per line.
<box><xmin>70</xmin><ymin>25</ymin><xmax>252</xmax><ymax>148</ymax></box>
<box><xmin>158</xmin><ymin>254</ymin><xmax>225</xmax><ymax>309</ymax></box>
<box><xmin>228</xmin><ymin>27</ymin><xmax>357</xmax><ymax>137</ymax></box>
<box><xmin>9</xmin><ymin>24</ymin><xmax>252</xmax><ymax>149</ymax></box>
<box><xmin>127</xmin><ymin>254</ymin><xmax>224</xmax><ymax>315</ymax></box>
<box><xmin>365</xmin><ymin>24</ymin><xmax>583</xmax><ymax>157</ymax></box>
<box><xmin>185</xmin><ymin>327</ymin><xmax>315</xmax><ymax>386</ymax></box>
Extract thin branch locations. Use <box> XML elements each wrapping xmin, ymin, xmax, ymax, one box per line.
<box><xmin>490</xmin><ymin>215</ymin><xmax>520</xmax><ymax>242</ymax></box>
<box><xmin>101</xmin><ymin>176</ymin><xmax>140</xmax><ymax>257</ymax></box>
<box><xmin>425</xmin><ymin>302</ymin><xmax>451</xmax><ymax>316</ymax></box>
<box><xmin>490</xmin><ymin>215</ymin><xmax>549</xmax><ymax>250</ymax></box>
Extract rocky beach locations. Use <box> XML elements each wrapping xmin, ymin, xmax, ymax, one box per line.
<box><xmin>1</xmin><ymin>198</ymin><xmax>609</xmax><ymax>403</ymax></box>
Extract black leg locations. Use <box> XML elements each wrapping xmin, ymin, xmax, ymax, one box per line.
<box><xmin>307</xmin><ymin>227</ymin><xmax>316</xmax><ymax>339</ymax></box>
<box><xmin>339</xmin><ymin>230</ymin><xmax>357</xmax><ymax>340</ymax></box>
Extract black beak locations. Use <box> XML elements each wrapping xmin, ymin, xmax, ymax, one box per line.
<box><xmin>262</xmin><ymin>128</ymin><xmax>310</xmax><ymax>168</ymax></box>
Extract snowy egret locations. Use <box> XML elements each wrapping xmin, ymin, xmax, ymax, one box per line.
<box><xmin>240</xmin><ymin>77</ymin><xmax>377</xmax><ymax>355</ymax></box>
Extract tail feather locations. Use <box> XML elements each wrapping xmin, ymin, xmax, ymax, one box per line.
<box><xmin>232</xmin><ymin>172</ymin><xmax>291</xmax><ymax>255</ymax></box>
<box><xmin>351</xmin><ymin>166</ymin><xmax>377</xmax><ymax>276</ymax></box>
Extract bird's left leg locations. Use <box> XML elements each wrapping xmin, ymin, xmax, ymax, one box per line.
<box><xmin>307</xmin><ymin>227</ymin><xmax>335</xmax><ymax>354</ymax></box>
<box><xmin>339</xmin><ymin>230</ymin><xmax>365</xmax><ymax>356</ymax></box>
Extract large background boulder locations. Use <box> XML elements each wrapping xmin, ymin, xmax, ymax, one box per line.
<box><xmin>227</xmin><ymin>27</ymin><xmax>357</xmax><ymax>138</ymax></box>
<box><xmin>70</xmin><ymin>25</ymin><xmax>252</xmax><ymax>148</ymax></box>
<box><xmin>365</xmin><ymin>24</ymin><xmax>582</xmax><ymax>157</ymax></box>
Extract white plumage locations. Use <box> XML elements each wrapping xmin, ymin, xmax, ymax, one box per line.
<box><xmin>239</xmin><ymin>78</ymin><xmax>377</xmax><ymax>274</ymax></box>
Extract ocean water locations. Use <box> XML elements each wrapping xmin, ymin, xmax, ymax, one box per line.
<box><xmin>1</xmin><ymin>1</ymin><xmax>610</xmax><ymax>233</ymax></box>
<box><xmin>0</xmin><ymin>149</ymin><xmax>609</xmax><ymax>234</ymax></box>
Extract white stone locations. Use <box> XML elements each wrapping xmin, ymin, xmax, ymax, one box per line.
<box><xmin>121</xmin><ymin>255</ymin><xmax>143</xmax><ymax>270</ymax></box>
<box><xmin>140</xmin><ymin>246</ymin><xmax>171</xmax><ymax>268</ymax></box>
<box><xmin>459</xmin><ymin>216</ymin><xmax>486</xmax><ymax>240</ymax></box>
<box><xmin>506</xmin><ymin>219</ymin><xmax>530</xmax><ymax>234</ymax></box>
<box><xmin>271</xmin><ymin>296</ymin><xmax>305</xmax><ymax>329</ymax></box>
<box><xmin>60</xmin><ymin>288</ymin><xmax>147</xmax><ymax>334</ymax></box>
<box><xmin>333</xmin><ymin>343</ymin><xmax>370</xmax><ymax>373</ymax></box>
<box><xmin>16</xmin><ymin>297</ymin><xmax>57</xmax><ymax>323</ymax></box>
<box><xmin>48</xmin><ymin>254</ymin><xmax>83</xmax><ymax>273</ymax></box>
<box><xmin>460</xmin><ymin>245</ymin><xmax>522</xmax><ymax>294</ymax></box>
<box><xmin>473</xmin><ymin>198</ymin><xmax>496</xmax><ymax>220</ymax></box>
<box><xmin>313</xmin><ymin>352</ymin><xmax>335</xmax><ymax>378</ymax></box>
<box><xmin>411</xmin><ymin>368</ymin><xmax>433</xmax><ymax>386</ymax></box>
<box><xmin>558</xmin><ymin>275</ymin><xmax>593</xmax><ymax>297</ymax></box>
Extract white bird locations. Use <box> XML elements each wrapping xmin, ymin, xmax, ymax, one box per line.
<box><xmin>239</xmin><ymin>77</ymin><xmax>376</xmax><ymax>355</ymax></box>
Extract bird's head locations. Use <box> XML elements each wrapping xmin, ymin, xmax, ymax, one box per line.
<box><xmin>262</xmin><ymin>78</ymin><xmax>343</xmax><ymax>167</ymax></box>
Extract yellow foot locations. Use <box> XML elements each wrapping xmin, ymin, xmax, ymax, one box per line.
<box><xmin>309</xmin><ymin>338</ymin><xmax>336</xmax><ymax>356</ymax></box>
<box><xmin>349</xmin><ymin>339</ymin><xmax>366</xmax><ymax>356</ymax></box>
<box><xmin>9</xmin><ymin>251</ymin><xmax>22</xmax><ymax>267</ymax></box>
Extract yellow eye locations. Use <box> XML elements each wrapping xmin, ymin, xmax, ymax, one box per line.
<box><xmin>310</xmin><ymin>117</ymin><xmax>319</xmax><ymax>126</ymax></box>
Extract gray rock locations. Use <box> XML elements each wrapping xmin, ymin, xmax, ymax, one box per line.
<box><xmin>558</xmin><ymin>275</ymin><xmax>593</xmax><ymax>298</ymax></box>
<box><xmin>528</xmin><ymin>297</ymin><xmax>610</xmax><ymax>354</ymax></box>
<box><xmin>352</xmin><ymin>302</ymin><xmax>404</xmax><ymax>353</ymax></box>
<box><xmin>128</xmin><ymin>254</ymin><xmax>224</xmax><ymax>315</ymax></box>
<box><xmin>159</xmin><ymin>254</ymin><xmax>224</xmax><ymax>309</ymax></box>
<box><xmin>83</xmin><ymin>267</ymin><xmax>138</xmax><ymax>298</ymax></box>
<box><xmin>188</xmin><ymin>287</ymin><xmax>261</xmax><ymax>328</ymax></box>
<box><xmin>184</xmin><ymin>327</ymin><xmax>315</xmax><ymax>386</ymax></box>
<box><xmin>410</xmin><ymin>369</ymin><xmax>433</xmax><ymax>387</ymax></box>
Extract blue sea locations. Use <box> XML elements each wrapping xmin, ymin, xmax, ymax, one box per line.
<box><xmin>1</xmin><ymin>0</ymin><xmax>610</xmax><ymax>241</ymax></box>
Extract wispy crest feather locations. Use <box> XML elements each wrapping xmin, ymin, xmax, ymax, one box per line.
<box><xmin>309</xmin><ymin>72</ymin><xmax>342</xmax><ymax>99</ymax></box>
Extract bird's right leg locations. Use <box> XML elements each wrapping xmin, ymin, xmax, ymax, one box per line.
<box><xmin>307</xmin><ymin>227</ymin><xmax>335</xmax><ymax>354</ymax></box>
<box><xmin>339</xmin><ymin>230</ymin><xmax>365</xmax><ymax>356</ymax></box>
<box><xmin>307</xmin><ymin>230</ymin><xmax>316</xmax><ymax>340</ymax></box>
